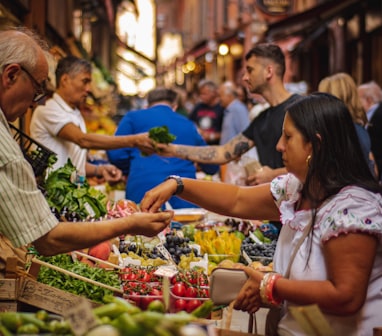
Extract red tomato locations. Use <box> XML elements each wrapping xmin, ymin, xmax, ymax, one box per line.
<box><xmin>199</xmin><ymin>287</ymin><xmax>209</xmax><ymax>298</ymax></box>
<box><xmin>174</xmin><ymin>299</ymin><xmax>187</xmax><ymax>312</ymax></box>
<box><xmin>120</xmin><ymin>273</ymin><xmax>130</xmax><ymax>281</ymax></box>
<box><xmin>140</xmin><ymin>272</ymin><xmax>151</xmax><ymax>283</ymax></box>
<box><xmin>150</xmin><ymin>288</ymin><xmax>162</xmax><ymax>296</ymax></box>
<box><xmin>185</xmin><ymin>286</ymin><xmax>198</xmax><ymax>298</ymax></box>
<box><xmin>127</xmin><ymin>272</ymin><xmax>138</xmax><ymax>281</ymax></box>
<box><xmin>186</xmin><ymin>299</ymin><xmax>202</xmax><ymax>313</ymax></box>
<box><xmin>172</xmin><ymin>282</ymin><xmax>186</xmax><ymax>297</ymax></box>
<box><xmin>198</xmin><ymin>274</ymin><xmax>209</xmax><ymax>286</ymax></box>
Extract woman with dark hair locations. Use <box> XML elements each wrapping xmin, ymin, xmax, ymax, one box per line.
<box><xmin>141</xmin><ymin>93</ymin><xmax>382</xmax><ymax>336</ymax></box>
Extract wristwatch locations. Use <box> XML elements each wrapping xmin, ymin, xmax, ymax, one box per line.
<box><xmin>165</xmin><ymin>175</ymin><xmax>184</xmax><ymax>195</ymax></box>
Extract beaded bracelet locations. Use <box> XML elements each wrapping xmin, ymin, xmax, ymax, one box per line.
<box><xmin>259</xmin><ymin>272</ymin><xmax>283</xmax><ymax>306</ymax></box>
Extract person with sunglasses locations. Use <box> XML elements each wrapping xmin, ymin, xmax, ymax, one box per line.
<box><xmin>0</xmin><ymin>28</ymin><xmax>173</xmax><ymax>278</ymax></box>
<box><xmin>19</xmin><ymin>65</ymin><xmax>47</xmax><ymax>103</ymax></box>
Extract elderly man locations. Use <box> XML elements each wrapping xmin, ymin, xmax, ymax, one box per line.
<box><xmin>0</xmin><ymin>28</ymin><xmax>172</xmax><ymax>277</ymax></box>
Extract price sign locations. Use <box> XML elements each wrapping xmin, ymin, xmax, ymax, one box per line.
<box><xmin>249</xmin><ymin>231</ymin><xmax>263</xmax><ymax>244</ymax></box>
<box><xmin>64</xmin><ymin>297</ymin><xmax>98</xmax><ymax>336</ymax></box>
<box><xmin>156</xmin><ymin>243</ymin><xmax>176</xmax><ymax>264</ymax></box>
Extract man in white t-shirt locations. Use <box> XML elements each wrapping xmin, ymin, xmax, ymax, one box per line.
<box><xmin>31</xmin><ymin>56</ymin><xmax>152</xmax><ymax>180</ymax></box>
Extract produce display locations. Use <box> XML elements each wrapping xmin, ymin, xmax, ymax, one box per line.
<box><xmin>170</xmin><ymin>270</ymin><xmax>210</xmax><ymax>314</ymax></box>
<box><xmin>193</xmin><ymin>230</ymin><xmax>242</xmax><ymax>264</ymax></box>
<box><xmin>36</xmin><ymin>254</ymin><xmax>121</xmax><ymax>303</ymax></box>
<box><xmin>43</xmin><ymin>160</ymin><xmax>107</xmax><ymax>220</ymax></box>
<box><xmin>0</xmin><ymin>295</ymin><xmax>214</xmax><ymax>335</ymax></box>
<box><xmin>241</xmin><ymin>239</ymin><xmax>277</xmax><ymax>261</ymax></box>
<box><xmin>19</xmin><ymin>157</ymin><xmax>280</xmax><ymax>330</ymax></box>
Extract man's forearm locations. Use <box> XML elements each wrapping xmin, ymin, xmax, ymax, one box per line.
<box><xmin>174</xmin><ymin>144</ymin><xmax>227</xmax><ymax>164</ymax></box>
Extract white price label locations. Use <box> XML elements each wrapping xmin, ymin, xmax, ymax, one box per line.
<box><xmin>84</xmin><ymin>202</ymin><xmax>96</xmax><ymax>218</ymax></box>
<box><xmin>156</xmin><ymin>243</ymin><xmax>176</xmax><ymax>264</ymax></box>
<box><xmin>242</xmin><ymin>250</ymin><xmax>252</xmax><ymax>265</ymax></box>
<box><xmin>249</xmin><ymin>231</ymin><xmax>263</xmax><ymax>244</ymax></box>
<box><xmin>154</xmin><ymin>265</ymin><xmax>178</xmax><ymax>278</ymax></box>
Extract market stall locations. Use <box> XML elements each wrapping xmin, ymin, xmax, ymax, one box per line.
<box><xmin>0</xmin><ymin>126</ymin><xmax>279</xmax><ymax>335</ymax></box>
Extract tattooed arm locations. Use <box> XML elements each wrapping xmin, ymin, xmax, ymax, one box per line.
<box><xmin>155</xmin><ymin>133</ymin><xmax>255</xmax><ymax>164</ymax></box>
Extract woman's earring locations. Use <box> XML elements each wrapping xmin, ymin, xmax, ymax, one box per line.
<box><xmin>306</xmin><ymin>155</ymin><xmax>311</xmax><ymax>166</ymax></box>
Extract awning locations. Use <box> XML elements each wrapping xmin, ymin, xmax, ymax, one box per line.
<box><xmin>264</xmin><ymin>0</ymin><xmax>364</xmax><ymax>42</ymax></box>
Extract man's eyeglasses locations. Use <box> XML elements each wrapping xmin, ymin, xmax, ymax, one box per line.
<box><xmin>20</xmin><ymin>65</ymin><xmax>46</xmax><ymax>102</ymax></box>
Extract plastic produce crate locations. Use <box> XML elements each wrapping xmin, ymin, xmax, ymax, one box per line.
<box><xmin>169</xmin><ymin>286</ymin><xmax>210</xmax><ymax>314</ymax></box>
<box><xmin>9</xmin><ymin>124</ymin><xmax>57</xmax><ymax>178</ymax></box>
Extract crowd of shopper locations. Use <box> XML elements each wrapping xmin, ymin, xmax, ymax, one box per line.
<box><xmin>1</xmin><ymin>24</ymin><xmax>382</xmax><ymax>336</ymax></box>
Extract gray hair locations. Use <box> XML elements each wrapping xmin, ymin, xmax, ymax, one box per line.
<box><xmin>55</xmin><ymin>56</ymin><xmax>92</xmax><ymax>88</ymax></box>
<box><xmin>358</xmin><ymin>81</ymin><xmax>382</xmax><ymax>103</ymax></box>
<box><xmin>0</xmin><ymin>27</ymin><xmax>46</xmax><ymax>71</ymax></box>
<box><xmin>197</xmin><ymin>79</ymin><xmax>218</xmax><ymax>92</ymax></box>
<box><xmin>221</xmin><ymin>81</ymin><xmax>238</xmax><ymax>97</ymax></box>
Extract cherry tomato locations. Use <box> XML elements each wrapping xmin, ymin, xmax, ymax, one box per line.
<box><xmin>140</xmin><ymin>272</ymin><xmax>151</xmax><ymax>282</ymax></box>
<box><xmin>126</xmin><ymin>272</ymin><xmax>138</xmax><ymax>281</ymax></box>
<box><xmin>174</xmin><ymin>299</ymin><xmax>187</xmax><ymax>312</ymax></box>
<box><xmin>186</xmin><ymin>299</ymin><xmax>202</xmax><ymax>313</ymax></box>
<box><xmin>150</xmin><ymin>288</ymin><xmax>162</xmax><ymax>296</ymax></box>
<box><xmin>120</xmin><ymin>273</ymin><xmax>130</xmax><ymax>281</ymax></box>
<box><xmin>198</xmin><ymin>287</ymin><xmax>209</xmax><ymax>298</ymax></box>
<box><xmin>172</xmin><ymin>282</ymin><xmax>186</xmax><ymax>297</ymax></box>
<box><xmin>185</xmin><ymin>286</ymin><xmax>198</xmax><ymax>298</ymax></box>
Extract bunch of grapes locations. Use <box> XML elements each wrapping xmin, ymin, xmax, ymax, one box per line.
<box><xmin>162</xmin><ymin>232</ymin><xmax>200</xmax><ymax>264</ymax></box>
<box><xmin>241</xmin><ymin>238</ymin><xmax>277</xmax><ymax>263</ymax></box>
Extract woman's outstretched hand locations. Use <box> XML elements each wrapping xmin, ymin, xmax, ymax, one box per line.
<box><xmin>140</xmin><ymin>179</ymin><xmax>177</xmax><ymax>213</ymax></box>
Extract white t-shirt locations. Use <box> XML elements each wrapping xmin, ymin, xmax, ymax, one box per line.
<box><xmin>30</xmin><ymin>93</ymin><xmax>87</xmax><ymax>175</ymax></box>
<box><xmin>271</xmin><ymin>174</ymin><xmax>382</xmax><ymax>336</ymax></box>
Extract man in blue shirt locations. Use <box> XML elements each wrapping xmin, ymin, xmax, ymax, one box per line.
<box><xmin>107</xmin><ymin>87</ymin><xmax>218</xmax><ymax>208</ymax></box>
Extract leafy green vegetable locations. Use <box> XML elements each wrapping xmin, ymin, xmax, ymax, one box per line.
<box><xmin>37</xmin><ymin>254</ymin><xmax>120</xmax><ymax>303</ymax></box>
<box><xmin>142</xmin><ymin>126</ymin><xmax>176</xmax><ymax>156</ymax></box>
<box><xmin>43</xmin><ymin>159</ymin><xmax>107</xmax><ymax>219</ymax></box>
<box><xmin>148</xmin><ymin>126</ymin><xmax>176</xmax><ymax>144</ymax></box>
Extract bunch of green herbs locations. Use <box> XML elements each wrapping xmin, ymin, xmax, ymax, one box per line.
<box><xmin>37</xmin><ymin>254</ymin><xmax>120</xmax><ymax>303</ymax></box>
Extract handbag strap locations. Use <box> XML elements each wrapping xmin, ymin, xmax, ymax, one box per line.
<box><xmin>283</xmin><ymin>195</ymin><xmax>334</xmax><ymax>278</ymax></box>
<box><xmin>283</xmin><ymin>220</ymin><xmax>311</xmax><ymax>278</ymax></box>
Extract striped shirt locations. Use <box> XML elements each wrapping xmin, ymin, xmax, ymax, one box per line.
<box><xmin>0</xmin><ymin>109</ymin><xmax>58</xmax><ymax>247</ymax></box>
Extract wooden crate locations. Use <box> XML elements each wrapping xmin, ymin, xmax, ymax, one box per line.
<box><xmin>17</xmin><ymin>277</ymin><xmax>99</xmax><ymax>315</ymax></box>
<box><xmin>16</xmin><ymin>257</ymin><xmax>123</xmax><ymax>315</ymax></box>
<box><xmin>0</xmin><ymin>278</ymin><xmax>19</xmax><ymax>300</ymax></box>
<box><xmin>0</xmin><ymin>300</ymin><xmax>18</xmax><ymax>312</ymax></box>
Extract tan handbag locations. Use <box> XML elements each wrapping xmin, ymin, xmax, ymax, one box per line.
<box><xmin>209</xmin><ymin>267</ymin><xmax>248</xmax><ymax>305</ymax></box>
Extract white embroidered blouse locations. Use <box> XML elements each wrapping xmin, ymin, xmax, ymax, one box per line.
<box><xmin>270</xmin><ymin>174</ymin><xmax>382</xmax><ymax>336</ymax></box>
